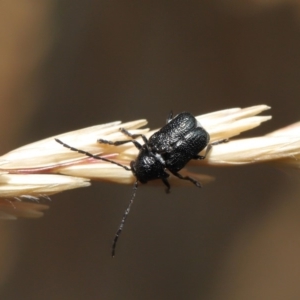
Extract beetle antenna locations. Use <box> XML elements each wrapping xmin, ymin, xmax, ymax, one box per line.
<box><xmin>112</xmin><ymin>180</ymin><xmax>138</xmax><ymax>257</ymax></box>
<box><xmin>55</xmin><ymin>138</ymin><xmax>131</xmax><ymax>171</ymax></box>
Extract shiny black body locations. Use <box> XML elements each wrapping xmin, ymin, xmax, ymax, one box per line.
<box><xmin>129</xmin><ymin>112</ymin><xmax>210</xmax><ymax>189</ymax></box>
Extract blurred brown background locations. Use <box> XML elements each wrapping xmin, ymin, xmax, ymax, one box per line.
<box><xmin>1</xmin><ymin>1</ymin><xmax>300</xmax><ymax>299</ymax></box>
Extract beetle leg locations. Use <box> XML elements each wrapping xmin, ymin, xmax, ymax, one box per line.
<box><xmin>98</xmin><ymin>138</ymin><xmax>143</xmax><ymax>150</ymax></box>
<box><xmin>194</xmin><ymin>139</ymin><xmax>229</xmax><ymax>160</ymax></box>
<box><xmin>211</xmin><ymin>139</ymin><xmax>229</xmax><ymax>145</ymax></box>
<box><xmin>194</xmin><ymin>144</ymin><xmax>212</xmax><ymax>160</ymax></box>
<box><xmin>119</xmin><ymin>128</ymin><xmax>149</xmax><ymax>144</ymax></box>
<box><xmin>169</xmin><ymin>170</ymin><xmax>202</xmax><ymax>188</ymax></box>
<box><xmin>162</xmin><ymin>177</ymin><xmax>171</xmax><ymax>193</ymax></box>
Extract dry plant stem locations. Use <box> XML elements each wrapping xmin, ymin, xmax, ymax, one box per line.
<box><xmin>0</xmin><ymin>104</ymin><xmax>300</xmax><ymax>219</ymax></box>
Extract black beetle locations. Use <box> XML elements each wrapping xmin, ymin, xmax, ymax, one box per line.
<box><xmin>56</xmin><ymin>112</ymin><xmax>216</xmax><ymax>256</ymax></box>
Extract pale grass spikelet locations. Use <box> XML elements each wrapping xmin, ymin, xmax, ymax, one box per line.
<box><xmin>0</xmin><ymin>174</ymin><xmax>90</xmax><ymax>219</ymax></box>
<box><xmin>0</xmin><ymin>104</ymin><xmax>299</xmax><ymax>219</ymax></box>
<box><xmin>0</xmin><ymin>201</ymin><xmax>49</xmax><ymax>219</ymax></box>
